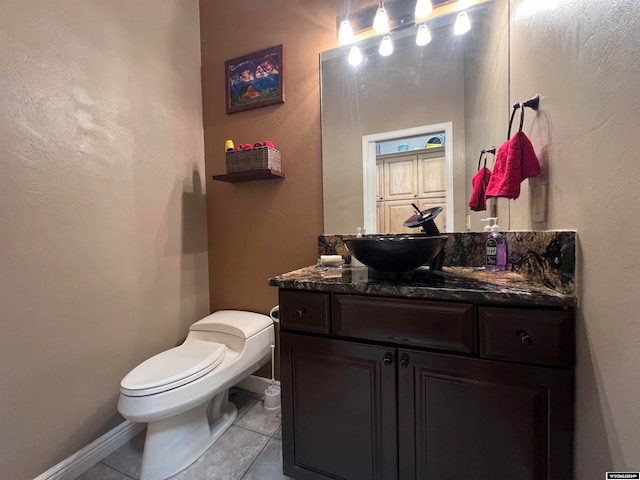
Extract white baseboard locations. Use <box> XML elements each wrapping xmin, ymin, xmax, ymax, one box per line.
<box><xmin>34</xmin><ymin>375</ymin><xmax>276</xmax><ymax>480</ymax></box>
<box><xmin>34</xmin><ymin>420</ymin><xmax>145</xmax><ymax>480</ymax></box>
<box><xmin>235</xmin><ymin>375</ymin><xmax>280</xmax><ymax>395</ymax></box>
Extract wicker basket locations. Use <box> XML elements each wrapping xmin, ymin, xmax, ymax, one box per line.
<box><xmin>225</xmin><ymin>146</ymin><xmax>281</xmax><ymax>173</ymax></box>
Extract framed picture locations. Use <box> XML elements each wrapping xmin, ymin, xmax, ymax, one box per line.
<box><xmin>225</xmin><ymin>44</ymin><xmax>284</xmax><ymax>114</ymax></box>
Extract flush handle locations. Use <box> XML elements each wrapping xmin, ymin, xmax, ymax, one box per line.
<box><xmin>517</xmin><ymin>329</ymin><xmax>534</xmax><ymax>345</ymax></box>
<box><xmin>295</xmin><ymin>308</ymin><xmax>306</xmax><ymax>318</ymax></box>
<box><xmin>400</xmin><ymin>353</ymin><xmax>410</xmax><ymax>368</ymax></box>
<box><xmin>383</xmin><ymin>352</ymin><xmax>393</xmax><ymax>365</ymax></box>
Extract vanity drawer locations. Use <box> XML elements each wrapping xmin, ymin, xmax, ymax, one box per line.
<box><xmin>479</xmin><ymin>307</ymin><xmax>574</xmax><ymax>368</ymax></box>
<box><xmin>279</xmin><ymin>290</ymin><xmax>331</xmax><ymax>334</ymax></box>
<box><xmin>333</xmin><ymin>294</ymin><xmax>475</xmax><ymax>353</ymax></box>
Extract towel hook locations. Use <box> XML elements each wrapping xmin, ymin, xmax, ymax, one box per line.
<box><xmin>508</xmin><ymin>95</ymin><xmax>540</xmax><ymax>138</ymax></box>
<box><xmin>513</xmin><ymin>94</ymin><xmax>540</xmax><ymax>111</ymax></box>
<box><xmin>477</xmin><ymin>147</ymin><xmax>496</xmax><ymax>170</ymax></box>
<box><xmin>482</xmin><ymin>146</ymin><xmax>497</xmax><ymax>155</ymax></box>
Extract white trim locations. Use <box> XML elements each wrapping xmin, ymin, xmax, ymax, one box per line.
<box><xmin>33</xmin><ymin>375</ymin><xmax>278</xmax><ymax>480</ymax></box>
<box><xmin>362</xmin><ymin>122</ymin><xmax>455</xmax><ymax>234</ymax></box>
<box><xmin>34</xmin><ymin>420</ymin><xmax>145</xmax><ymax>480</ymax></box>
<box><xmin>235</xmin><ymin>375</ymin><xmax>280</xmax><ymax>395</ymax></box>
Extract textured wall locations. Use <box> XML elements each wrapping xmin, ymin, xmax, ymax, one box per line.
<box><xmin>508</xmin><ymin>0</ymin><xmax>640</xmax><ymax>475</ymax></box>
<box><xmin>0</xmin><ymin>2</ymin><xmax>208</xmax><ymax>478</ymax></box>
<box><xmin>464</xmin><ymin>0</ymin><xmax>510</xmax><ymax>231</ymax></box>
<box><xmin>203</xmin><ymin>0</ymin><xmax>640</xmax><ymax>475</ymax></box>
<box><xmin>199</xmin><ymin>0</ymin><xmax>334</xmax><ymax>316</ymax></box>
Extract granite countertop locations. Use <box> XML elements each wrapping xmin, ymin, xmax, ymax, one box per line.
<box><xmin>269</xmin><ymin>265</ymin><xmax>577</xmax><ymax>308</ymax></box>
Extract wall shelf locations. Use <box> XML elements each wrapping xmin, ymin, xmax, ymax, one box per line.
<box><xmin>212</xmin><ymin>168</ymin><xmax>285</xmax><ymax>183</ymax></box>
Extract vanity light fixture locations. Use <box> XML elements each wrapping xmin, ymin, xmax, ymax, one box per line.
<box><xmin>453</xmin><ymin>11</ymin><xmax>471</xmax><ymax>35</ymax></box>
<box><xmin>379</xmin><ymin>34</ymin><xmax>394</xmax><ymax>56</ymax></box>
<box><xmin>373</xmin><ymin>2</ymin><xmax>390</xmax><ymax>33</ymax></box>
<box><xmin>414</xmin><ymin>0</ymin><xmax>433</xmax><ymax>19</ymax></box>
<box><xmin>416</xmin><ymin>23</ymin><xmax>432</xmax><ymax>46</ymax></box>
<box><xmin>348</xmin><ymin>45</ymin><xmax>363</xmax><ymax>65</ymax></box>
<box><xmin>338</xmin><ymin>19</ymin><xmax>355</xmax><ymax>45</ymax></box>
<box><xmin>457</xmin><ymin>0</ymin><xmax>473</xmax><ymax>10</ymax></box>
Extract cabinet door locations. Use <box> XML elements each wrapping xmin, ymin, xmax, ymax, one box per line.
<box><xmin>384</xmin><ymin>200</ymin><xmax>420</xmax><ymax>233</ymax></box>
<box><xmin>397</xmin><ymin>349</ymin><xmax>573</xmax><ymax>480</ymax></box>
<box><xmin>419</xmin><ymin>197</ymin><xmax>446</xmax><ymax>232</ymax></box>
<box><xmin>384</xmin><ymin>155</ymin><xmax>418</xmax><ymax>201</ymax></box>
<box><xmin>417</xmin><ymin>152</ymin><xmax>446</xmax><ymax>198</ymax></box>
<box><xmin>376</xmin><ymin>202</ymin><xmax>385</xmax><ymax>234</ymax></box>
<box><xmin>376</xmin><ymin>159</ymin><xmax>385</xmax><ymax>201</ymax></box>
<box><xmin>281</xmin><ymin>332</ymin><xmax>398</xmax><ymax>480</ymax></box>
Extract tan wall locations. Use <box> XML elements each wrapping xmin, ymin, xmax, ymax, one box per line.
<box><xmin>3</xmin><ymin>0</ymin><xmax>636</xmax><ymax>477</ymax></box>
<box><xmin>464</xmin><ymin>0</ymin><xmax>510</xmax><ymax>231</ymax></box>
<box><xmin>199</xmin><ymin>1</ymin><xmax>334</xmax><ymax>317</ymax></box>
<box><xmin>203</xmin><ymin>0</ymin><xmax>640</xmax><ymax>475</ymax></box>
<box><xmin>0</xmin><ymin>2</ymin><xmax>208</xmax><ymax>478</ymax></box>
<box><xmin>509</xmin><ymin>0</ymin><xmax>640</xmax><ymax>475</ymax></box>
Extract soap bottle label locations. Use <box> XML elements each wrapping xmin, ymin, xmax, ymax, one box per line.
<box><xmin>486</xmin><ymin>237</ymin><xmax>498</xmax><ymax>268</ymax></box>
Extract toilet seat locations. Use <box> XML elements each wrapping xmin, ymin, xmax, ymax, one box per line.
<box><xmin>121</xmin><ymin>340</ymin><xmax>226</xmax><ymax>397</ymax></box>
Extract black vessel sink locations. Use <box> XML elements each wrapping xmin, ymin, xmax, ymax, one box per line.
<box><xmin>344</xmin><ymin>234</ymin><xmax>448</xmax><ymax>273</ymax></box>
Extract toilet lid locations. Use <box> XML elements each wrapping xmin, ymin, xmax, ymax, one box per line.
<box><xmin>120</xmin><ymin>340</ymin><xmax>226</xmax><ymax>397</ymax></box>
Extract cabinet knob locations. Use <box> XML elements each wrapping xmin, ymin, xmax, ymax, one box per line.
<box><xmin>516</xmin><ymin>330</ymin><xmax>534</xmax><ymax>345</ymax></box>
<box><xmin>295</xmin><ymin>308</ymin><xmax>306</xmax><ymax>318</ymax></box>
<box><xmin>400</xmin><ymin>353</ymin><xmax>410</xmax><ymax>368</ymax></box>
<box><xmin>383</xmin><ymin>352</ymin><xmax>393</xmax><ymax>365</ymax></box>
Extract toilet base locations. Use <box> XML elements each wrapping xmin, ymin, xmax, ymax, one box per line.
<box><xmin>139</xmin><ymin>390</ymin><xmax>237</xmax><ymax>480</ymax></box>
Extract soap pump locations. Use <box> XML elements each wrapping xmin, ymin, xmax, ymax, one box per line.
<box><xmin>480</xmin><ymin>217</ymin><xmax>493</xmax><ymax>233</ymax></box>
<box><xmin>485</xmin><ymin>217</ymin><xmax>508</xmax><ymax>272</ymax></box>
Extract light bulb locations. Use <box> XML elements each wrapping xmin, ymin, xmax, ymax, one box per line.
<box><xmin>416</xmin><ymin>23</ymin><xmax>432</xmax><ymax>46</ymax></box>
<box><xmin>379</xmin><ymin>35</ymin><xmax>393</xmax><ymax>56</ymax></box>
<box><xmin>457</xmin><ymin>0</ymin><xmax>473</xmax><ymax>10</ymax></box>
<box><xmin>348</xmin><ymin>45</ymin><xmax>363</xmax><ymax>66</ymax></box>
<box><xmin>373</xmin><ymin>2</ymin><xmax>389</xmax><ymax>33</ymax></box>
<box><xmin>415</xmin><ymin>0</ymin><xmax>433</xmax><ymax>19</ymax></box>
<box><xmin>338</xmin><ymin>20</ymin><xmax>354</xmax><ymax>45</ymax></box>
<box><xmin>453</xmin><ymin>11</ymin><xmax>471</xmax><ymax>35</ymax></box>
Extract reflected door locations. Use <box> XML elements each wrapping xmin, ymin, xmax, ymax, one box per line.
<box><xmin>377</xmin><ymin>147</ymin><xmax>446</xmax><ymax>233</ymax></box>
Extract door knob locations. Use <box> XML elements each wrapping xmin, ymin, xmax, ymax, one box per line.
<box><xmin>400</xmin><ymin>353</ymin><xmax>410</xmax><ymax>367</ymax></box>
<box><xmin>516</xmin><ymin>329</ymin><xmax>534</xmax><ymax>345</ymax></box>
<box><xmin>295</xmin><ymin>308</ymin><xmax>306</xmax><ymax>318</ymax></box>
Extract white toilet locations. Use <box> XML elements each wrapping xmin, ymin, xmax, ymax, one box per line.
<box><xmin>117</xmin><ymin>310</ymin><xmax>274</xmax><ymax>480</ymax></box>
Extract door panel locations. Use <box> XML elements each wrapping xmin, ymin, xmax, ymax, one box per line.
<box><xmin>281</xmin><ymin>333</ymin><xmax>398</xmax><ymax>480</ymax></box>
<box><xmin>384</xmin><ymin>156</ymin><xmax>418</xmax><ymax>201</ymax></box>
<box><xmin>384</xmin><ymin>200</ymin><xmax>418</xmax><ymax>233</ymax></box>
<box><xmin>397</xmin><ymin>350</ymin><xmax>573</xmax><ymax>480</ymax></box>
<box><xmin>418</xmin><ymin>154</ymin><xmax>445</xmax><ymax>196</ymax></box>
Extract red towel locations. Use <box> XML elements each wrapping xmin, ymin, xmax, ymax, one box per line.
<box><xmin>485</xmin><ymin>132</ymin><xmax>541</xmax><ymax>199</ymax></box>
<box><xmin>486</xmin><ymin>139</ymin><xmax>520</xmax><ymax>199</ymax></box>
<box><xmin>468</xmin><ymin>167</ymin><xmax>492</xmax><ymax>211</ymax></box>
<box><xmin>517</xmin><ymin>132</ymin><xmax>541</xmax><ymax>180</ymax></box>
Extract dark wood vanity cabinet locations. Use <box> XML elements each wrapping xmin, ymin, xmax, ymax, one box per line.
<box><xmin>279</xmin><ymin>290</ymin><xmax>574</xmax><ymax>480</ymax></box>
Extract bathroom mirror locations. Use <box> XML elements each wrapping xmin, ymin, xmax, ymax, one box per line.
<box><xmin>321</xmin><ymin>0</ymin><xmax>509</xmax><ymax>233</ymax></box>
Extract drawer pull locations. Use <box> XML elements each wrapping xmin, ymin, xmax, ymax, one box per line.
<box><xmin>400</xmin><ymin>353</ymin><xmax>410</xmax><ymax>368</ymax></box>
<box><xmin>295</xmin><ymin>308</ymin><xmax>307</xmax><ymax>318</ymax></box>
<box><xmin>517</xmin><ymin>330</ymin><xmax>534</xmax><ymax>345</ymax></box>
<box><xmin>383</xmin><ymin>352</ymin><xmax>393</xmax><ymax>365</ymax></box>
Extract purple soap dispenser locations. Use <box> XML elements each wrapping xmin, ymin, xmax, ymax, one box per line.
<box><xmin>486</xmin><ymin>217</ymin><xmax>508</xmax><ymax>272</ymax></box>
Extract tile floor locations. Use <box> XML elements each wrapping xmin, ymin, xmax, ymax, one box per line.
<box><xmin>77</xmin><ymin>388</ymin><xmax>291</xmax><ymax>480</ymax></box>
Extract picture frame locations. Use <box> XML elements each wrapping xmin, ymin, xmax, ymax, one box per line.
<box><xmin>225</xmin><ymin>44</ymin><xmax>285</xmax><ymax>114</ymax></box>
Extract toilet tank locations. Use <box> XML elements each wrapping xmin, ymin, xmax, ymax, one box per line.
<box><xmin>190</xmin><ymin>310</ymin><xmax>272</xmax><ymax>339</ymax></box>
